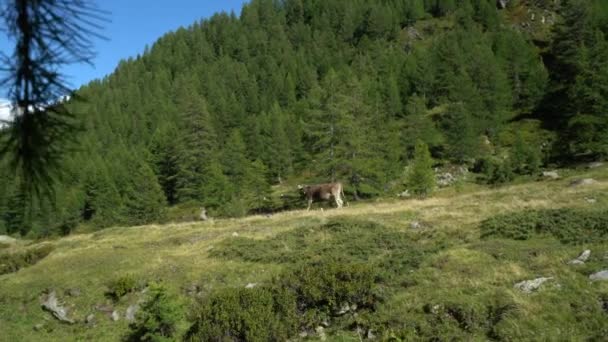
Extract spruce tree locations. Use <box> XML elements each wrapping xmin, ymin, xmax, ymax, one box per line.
<box><xmin>122</xmin><ymin>159</ymin><xmax>167</xmax><ymax>226</ymax></box>
<box><xmin>150</xmin><ymin>124</ymin><xmax>180</xmax><ymax>205</ymax></box>
<box><xmin>174</xmin><ymin>78</ymin><xmax>218</xmax><ymax>203</ymax></box>
<box><xmin>406</xmin><ymin>140</ymin><xmax>436</xmax><ymax>197</ymax></box>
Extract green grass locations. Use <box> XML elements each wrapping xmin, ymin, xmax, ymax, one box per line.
<box><xmin>1</xmin><ymin>165</ymin><xmax>608</xmax><ymax>341</ymax></box>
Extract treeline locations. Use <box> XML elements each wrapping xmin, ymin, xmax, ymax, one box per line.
<box><xmin>1</xmin><ymin>0</ymin><xmax>607</xmax><ymax>236</ymax></box>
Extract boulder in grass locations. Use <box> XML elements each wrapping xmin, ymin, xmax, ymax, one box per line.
<box><xmin>589</xmin><ymin>270</ymin><xmax>608</xmax><ymax>281</ymax></box>
<box><xmin>514</xmin><ymin>277</ymin><xmax>553</xmax><ymax>293</ymax></box>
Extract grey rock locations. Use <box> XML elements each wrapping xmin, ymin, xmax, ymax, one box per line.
<box><xmin>315</xmin><ymin>326</ymin><xmax>327</xmax><ymax>341</ymax></box>
<box><xmin>199</xmin><ymin>207</ymin><xmax>208</xmax><ymax>221</ymax></box>
<box><xmin>397</xmin><ymin>190</ymin><xmax>411</xmax><ymax>198</ymax></box>
<box><xmin>65</xmin><ymin>288</ymin><xmax>81</xmax><ymax>297</ymax></box>
<box><xmin>184</xmin><ymin>284</ymin><xmax>201</xmax><ymax>297</ymax></box>
<box><xmin>436</xmin><ymin>172</ymin><xmax>456</xmax><ymax>187</ymax></box>
<box><xmin>410</xmin><ymin>221</ymin><xmax>422</xmax><ymax>230</ymax></box>
<box><xmin>33</xmin><ymin>323</ymin><xmax>44</xmax><ymax>331</ymax></box>
<box><xmin>589</xmin><ymin>270</ymin><xmax>608</xmax><ymax>281</ymax></box>
<box><xmin>367</xmin><ymin>329</ymin><xmax>377</xmax><ymax>339</ymax></box>
<box><xmin>336</xmin><ymin>302</ymin><xmax>351</xmax><ymax>315</ymax></box>
<box><xmin>406</xmin><ymin>26</ymin><xmax>422</xmax><ymax>40</ymax></box>
<box><xmin>585</xmin><ymin>197</ymin><xmax>597</xmax><ymax>204</ymax></box>
<box><xmin>111</xmin><ymin>310</ymin><xmax>120</xmax><ymax>322</ymax></box>
<box><xmin>587</xmin><ymin>162</ymin><xmax>604</xmax><ymax>169</ymax></box>
<box><xmin>126</xmin><ymin>304</ymin><xmax>139</xmax><ymax>322</ymax></box>
<box><xmin>232</xmin><ymin>232</ymin><xmax>239</xmax><ymax>237</ymax></box>
<box><xmin>85</xmin><ymin>314</ymin><xmax>95</xmax><ymax>324</ymax></box>
<box><xmin>570</xmin><ymin>178</ymin><xmax>597</xmax><ymax>187</ymax></box>
<box><xmin>245</xmin><ymin>283</ymin><xmax>257</xmax><ymax>289</ymax></box>
<box><xmin>41</xmin><ymin>291</ymin><xmax>75</xmax><ymax>324</ymax></box>
<box><xmin>542</xmin><ymin>171</ymin><xmax>559</xmax><ymax>179</ymax></box>
<box><xmin>298</xmin><ymin>331</ymin><xmax>309</xmax><ymax>338</ymax></box>
<box><xmin>497</xmin><ymin>0</ymin><xmax>509</xmax><ymax>9</ymax></box>
<box><xmin>514</xmin><ymin>277</ymin><xmax>553</xmax><ymax>293</ymax></box>
<box><xmin>568</xmin><ymin>250</ymin><xmax>591</xmax><ymax>265</ymax></box>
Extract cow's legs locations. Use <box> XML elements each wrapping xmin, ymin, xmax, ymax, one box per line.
<box><xmin>335</xmin><ymin>194</ymin><xmax>343</xmax><ymax>208</ymax></box>
<box><xmin>307</xmin><ymin>199</ymin><xmax>312</xmax><ymax>211</ymax></box>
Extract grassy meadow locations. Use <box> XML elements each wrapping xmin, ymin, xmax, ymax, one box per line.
<box><xmin>1</xmin><ymin>165</ymin><xmax>608</xmax><ymax>341</ymax></box>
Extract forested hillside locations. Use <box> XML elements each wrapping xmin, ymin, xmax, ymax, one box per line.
<box><xmin>1</xmin><ymin>0</ymin><xmax>607</xmax><ymax>236</ymax></box>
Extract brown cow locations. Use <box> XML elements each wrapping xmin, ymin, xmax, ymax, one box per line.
<box><xmin>298</xmin><ymin>182</ymin><xmax>348</xmax><ymax>211</ymax></box>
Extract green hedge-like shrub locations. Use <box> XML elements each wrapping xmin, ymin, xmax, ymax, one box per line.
<box><xmin>276</xmin><ymin>261</ymin><xmax>378</xmax><ymax>328</ymax></box>
<box><xmin>186</xmin><ymin>261</ymin><xmax>381</xmax><ymax>341</ymax></box>
<box><xmin>107</xmin><ymin>274</ymin><xmax>138</xmax><ymax>301</ymax></box>
<box><xmin>185</xmin><ymin>286</ymin><xmax>298</xmax><ymax>342</ymax></box>
<box><xmin>480</xmin><ymin>208</ymin><xmax>608</xmax><ymax>244</ymax></box>
<box><xmin>125</xmin><ymin>283</ymin><xmax>183</xmax><ymax>342</ymax></box>
<box><xmin>0</xmin><ymin>243</ymin><xmax>55</xmax><ymax>275</ymax></box>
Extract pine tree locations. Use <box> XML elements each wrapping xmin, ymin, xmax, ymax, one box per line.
<box><xmin>174</xmin><ymin>78</ymin><xmax>218</xmax><ymax>203</ymax></box>
<box><xmin>82</xmin><ymin>160</ymin><xmax>124</xmax><ymax>228</ymax></box>
<box><xmin>243</xmin><ymin>159</ymin><xmax>271</xmax><ymax>213</ymax></box>
<box><xmin>149</xmin><ymin>124</ymin><xmax>180</xmax><ymax>205</ymax></box>
<box><xmin>122</xmin><ymin>159</ymin><xmax>167</xmax><ymax>226</ymax></box>
<box><xmin>406</xmin><ymin>140</ymin><xmax>435</xmax><ymax>197</ymax></box>
<box><xmin>567</xmin><ymin>30</ymin><xmax>608</xmax><ymax>157</ymax></box>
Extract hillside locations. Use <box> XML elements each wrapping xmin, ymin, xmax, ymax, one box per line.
<box><xmin>1</xmin><ymin>165</ymin><xmax>607</xmax><ymax>340</ymax></box>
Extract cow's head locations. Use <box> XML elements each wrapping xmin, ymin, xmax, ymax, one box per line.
<box><xmin>297</xmin><ymin>184</ymin><xmax>308</xmax><ymax>196</ymax></box>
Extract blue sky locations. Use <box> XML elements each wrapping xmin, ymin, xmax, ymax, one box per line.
<box><xmin>0</xmin><ymin>0</ymin><xmax>249</xmax><ymax>119</ymax></box>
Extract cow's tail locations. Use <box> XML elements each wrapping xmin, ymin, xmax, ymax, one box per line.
<box><xmin>341</xmin><ymin>185</ymin><xmax>349</xmax><ymax>207</ymax></box>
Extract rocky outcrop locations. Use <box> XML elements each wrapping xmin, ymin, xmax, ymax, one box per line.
<box><xmin>41</xmin><ymin>291</ymin><xmax>75</xmax><ymax>324</ymax></box>
<box><xmin>569</xmin><ymin>178</ymin><xmax>597</xmax><ymax>187</ymax></box>
<box><xmin>568</xmin><ymin>250</ymin><xmax>590</xmax><ymax>265</ymax></box>
<box><xmin>542</xmin><ymin>171</ymin><xmax>559</xmax><ymax>179</ymax></box>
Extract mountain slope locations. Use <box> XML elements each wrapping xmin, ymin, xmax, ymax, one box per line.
<box><xmin>1</xmin><ymin>165</ymin><xmax>607</xmax><ymax>340</ymax></box>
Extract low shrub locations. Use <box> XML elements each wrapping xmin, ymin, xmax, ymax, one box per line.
<box><xmin>0</xmin><ymin>243</ymin><xmax>54</xmax><ymax>275</ymax></box>
<box><xmin>211</xmin><ymin>219</ymin><xmax>431</xmax><ymax>273</ymax></box>
<box><xmin>186</xmin><ymin>286</ymin><xmax>298</xmax><ymax>342</ymax></box>
<box><xmin>376</xmin><ymin>291</ymin><xmax>517</xmax><ymax>341</ymax></box>
<box><xmin>125</xmin><ymin>283</ymin><xmax>183</xmax><ymax>342</ymax></box>
<box><xmin>187</xmin><ymin>261</ymin><xmax>381</xmax><ymax>341</ymax></box>
<box><xmin>276</xmin><ymin>261</ymin><xmax>379</xmax><ymax>329</ymax></box>
<box><xmin>107</xmin><ymin>274</ymin><xmax>139</xmax><ymax>301</ymax></box>
<box><xmin>477</xmin><ymin>157</ymin><xmax>515</xmax><ymax>185</ymax></box>
<box><xmin>480</xmin><ymin>208</ymin><xmax>608</xmax><ymax>244</ymax></box>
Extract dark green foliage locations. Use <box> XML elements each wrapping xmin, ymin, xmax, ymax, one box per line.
<box><xmin>276</xmin><ymin>261</ymin><xmax>378</xmax><ymax>329</ymax></box>
<box><xmin>406</xmin><ymin>140</ymin><xmax>436</xmax><ymax>197</ymax></box>
<box><xmin>125</xmin><ymin>283</ymin><xmax>183</xmax><ymax>342</ymax></box>
<box><xmin>2</xmin><ymin>185</ymin><xmax>29</xmax><ymax>236</ymax></box>
<box><xmin>478</xmin><ymin>157</ymin><xmax>515</xmax><ymax>185</ymax></box>
<box><xmin>186</xmin><ymin>260</ymin><xmax>380</xmax><ymax>341</ymax></box>
<box><xmin>382</xmin><ymin>291</ymin><xmax>518</xmax><ymax>341</ymax></box>
<box><xmin>510</xmin><ymin>133</ymin><xmax>542</xmax><ymax>175</ymax></box>
<box><xmin>480</xmin><ymin>208</ymin><xmax>608</xmax><ymax>244</ymax></box>
<box><xmin>106</xmin><ymin>274</ymin><xmax>138</xmax><ymax>301</ymax></box>
<box><xmin>186</xmin><ymin>286</ymin><xmax>298</xmax><ymax>342</ymax></box>
<box><xmin>122</xmin><ymin>160</ymin><xmax>167</xmax><ymax>226</ymax></box>
<box><xmin>0</xmin><ymin>244</ymin><xmax>54</xmax><ymax>275</ymax></box>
